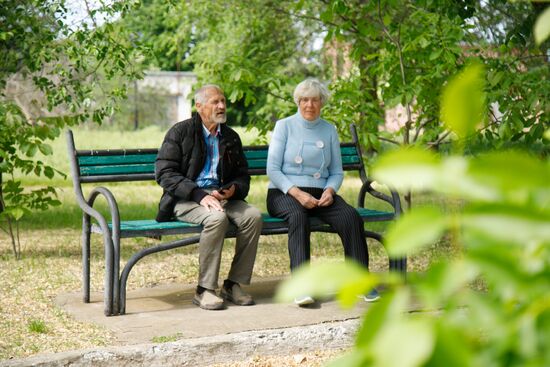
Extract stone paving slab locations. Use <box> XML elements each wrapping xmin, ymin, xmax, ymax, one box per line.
<box><xmin>55</xmin><ymin>276</ymin><xmax>370</xmax><ymax>345</ymax></box>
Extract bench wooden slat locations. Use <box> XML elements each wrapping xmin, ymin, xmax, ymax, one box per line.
<box><xmin>80</xmin><ymin>163</ymin><xmax>155</xmax><ymax>176</ymax></box>
<box><xmin>76</xmin><ymin>146</ymin><xmax>360</xmax><ymax>175</ymax></box>
<box><xmin>103</xmin><ymin>209</ymin><xmax>393</xmax><ymax>235</ymax></box>
<box><xmin>342</xmin><ymin>155</ymin><xmax>360</xmax><ymax>164</ymax></box>
<box><xmin>244</xmin><ymin>149</ymin><xmax>268</xmax><ymax>159</ymax></box>
<box><xmin>78</xmin><ymin>154</ymin><xmax>158</xmax><ymax>166</ymax></box>
<box><xmin>340</xmin><ymin>146</ymin><xmax>359</xmax><ymax>156</ymax></box>
<box><xmin>247</xmin><ymin>159</ymin><xmax>268</xmax><ymax>169</ymax></box>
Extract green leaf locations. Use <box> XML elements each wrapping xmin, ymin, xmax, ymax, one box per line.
<box><xmin>429</xmin><ymin>49</ymin><xmax>442</xmax><ymax>60</ymax></box>
<box><xmin>6</xmin><ymin>207</ymin><xmax>26</xmax><ymax>221</ymax></box>
<box><xmin>438</xmin><ymin>156</ymin><xmax>498</xmax><ymax>201</ymax></box>
<box><xmin>416</xmin><ymin>260</ymin><xmax>478</xmax><ymax>308</ymax></box>
<box><xmin>44</xmin><ymin>166</ymin><xmax>55</xmax><ymax>179</ymax></box>
<box><xmin>372</xmin><ymin>147</ymin><xmax>440</xmax><ymax>191</ymax></box>
<box><xmin>38</xmin><ymin>143</ymin><xmax>53</xmax><ymax>156</ymax></box>
<box><xmin>426</xmin><ymin>322</ymin><xmax>473</xmax><ymax>367</ymax></box>
<box><xmin>464</xmin><ymin>239</ymin><xmax>529</xmax><ymax>294</ymax></box>
<box><xmin>534</xmin><ymin>6</ymin><xmax>550</xmax><ymax>45</ymax></box>
<box><xmin>21</xmin><ymin>143</ymin><xmax>38</xmax><ymax>157</ymax></box>
<box><xmin>325</xmin><ymin>350</ymin><xmax>368</xmax><ymax>367</ymax></box>
<box><xmin>233</xmin><ymin>69</ymin><xmax>242</xmax><ymax>81</ymax></box>
<box><xmin>440</xmin><ymin>62</ymin><xmax>486</xmax><ymax>139</ymax></box>
<box><xmin>274</xmin><ymin>261</ymin><xmax>371</xmax><ymax>303</ymax></box>
<box><xmin>487</xmin><ymin>70</ymin><xmax>504</xmax><ymax>87</ymax></box>
<box><xmin>371</xmin><ymin>318</ymin><xmax>435</xmax><ymax>367</ymax></box>
<box><xmin>468</xmin><ymin>151</ymin><xmax>550</xmax><ymax>198</ymax></box>
<box><xmin>462</xmin><ymin>204</ymin><xmax>550</xmax><ymax>245</ymax></box>
<box><xmin>338</xmin><ymin>275</ymin><xmax>379</xmax><ymax>309</ymax></box>
<box><xmin>355</xmin><ymin>290</ymin><xmax>408</xmax><ymax>347</ymax></box>
<box><xmin>228</xmin><ymin>89</ymin><xmax>239</xmax><ymax>102</ymax></box>
<box><xmin>385</xmin><ymin>207</ymin><xmax>450</xmax><ymax>257</ymax></box>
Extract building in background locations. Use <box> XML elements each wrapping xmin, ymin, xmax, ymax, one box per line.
<box><xmin>135</xmin><ymin>71</ymin><xmax>197</xmax><ymax>128</ymax></box>
<box><xmin>139</xmin><ymin>71</ymin><xmax>197</xmax><ymax>123</ymax></box>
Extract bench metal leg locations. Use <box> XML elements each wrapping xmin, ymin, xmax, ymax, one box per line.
<box><xmin>82</xmin><ymin>214</ymin><xmax>91</xmax><ymax>303</ymax></box>
<box><xmin>118</xmin><ymin>236</ymin><xmax>201</xmax><ymax>315</ymax></box>
<box><xmin>102</xmin><ymin>233</ymin><xmax>115</xmax><ymax>316</ymax></box>
<box><xmin>389</xmin><ymin>257</ymin><xmax>407</xmax><ymax>275</ymax></box>
<box><xmin>82</xmin><ymin>215</ymin><xmax>115</xmax><ymax>315</ymax></box>
<box><xmin>112</xmin><ymin>234</ymin><xmax>120</xmax><ymax>316</ymax></box>
<box><xmin>364</xmin><ymin>230</ymin><xmax>407</xmax><ymax>276</ymax></box>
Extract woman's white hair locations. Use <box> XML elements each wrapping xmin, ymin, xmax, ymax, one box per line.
<box><xmin>293</xmin><ymin>78</ymin><xmax>330</xmax><ymax>106</ymax></box>
<box><xmin>195</xmin><ymin>84</ymin><xmax>223</xmax><ymax>104</ymax></box>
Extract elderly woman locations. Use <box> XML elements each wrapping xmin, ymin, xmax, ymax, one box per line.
<box><xmin>266</xmin><ymin>78</ymin><xmax>379</xmax><ymax>306</ymax></box>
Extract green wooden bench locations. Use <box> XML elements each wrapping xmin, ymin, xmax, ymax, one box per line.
<box><xmin>66</xmin><ymin>125</ymin><xmax>405</xmax><ymax>316</ymax></box>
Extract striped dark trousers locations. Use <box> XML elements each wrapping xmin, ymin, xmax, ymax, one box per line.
<box><xmin>266</xmin><ymin>187</ymin><xmax>369</xmax><ymax>271</ymax></box>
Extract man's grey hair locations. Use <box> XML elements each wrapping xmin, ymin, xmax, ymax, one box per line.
<box><xmin>293</xmin><ymin>78</ymin><xmax>330</xmax><ymax>106</ymax></box>
<box><xmin>194</xmin><ymin>84</ymin><xmax>224</xmax><ymax>104</ymax></box>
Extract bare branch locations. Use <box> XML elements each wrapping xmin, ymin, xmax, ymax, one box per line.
<box><xmin>378</xmin><ymin>136</ymin><xmax>401</xmax><ymax>145</ymax></box>
<box><xmin>428</xmin><ymin>130</ymin><xmax>452</xmax><ymax>147</ymax></box>
<box><xmin>377</xmin><ymin>0</ymin><xmax>413</xmax><ymax>144</ymax></box>
<box><xmin>412</xmin><ymin>118</ymin><xmax>434</xmax><ymax>142</ymax></box>
<box><xmin>84</xmin><ymin>0</ymin><xmax>99</xmax><ymax>28</ymax></box>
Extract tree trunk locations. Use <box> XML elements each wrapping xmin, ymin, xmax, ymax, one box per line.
<box><xmin>0</xmin><ymin>169</ymin><xmax>4</xmax><ymax>214</ymax></box>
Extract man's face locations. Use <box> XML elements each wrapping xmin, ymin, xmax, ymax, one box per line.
<box><xmin>196</xmin><ymin>88</ymin><xmax>227</xmax><ymax>125</ymax></box>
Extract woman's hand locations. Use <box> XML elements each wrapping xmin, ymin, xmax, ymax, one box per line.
<box><xmin>318</xmin><ymin>188</ymin><xmax>335</xmax><ymax>207</ymax></box>
<box><xmin>288</xmin><ymin>187</ymin><xmax>319</xmax><ymax>209</ymax></box>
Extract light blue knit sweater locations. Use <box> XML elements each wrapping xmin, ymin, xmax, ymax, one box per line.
<box><xmin>267</xmin><ymin>112</ymin><xmax>344</xmax><ymax>194</ymax></box>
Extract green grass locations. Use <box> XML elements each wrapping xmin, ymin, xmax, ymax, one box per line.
<box><xmin>151</xmin><ymin>333</ymin><xmax>183</xmax><ymax>343</ymax></box>
<box><xmin>27</xmin><ymin>319</ymin><xmax>48</xmax><ymax>334</ymax></box>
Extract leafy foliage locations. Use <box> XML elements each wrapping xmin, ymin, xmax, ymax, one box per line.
<box><xmin>0</xmin><ymin>0</ymin><xmax>145</xmax><ymax>257</ymax></box>
<box><xmin>120</xmin><ymin>1</ymin><xmax>548</xmax><ymax>152</ymax></box>
<box><xmin>119</xmin><ymin>0</ymin><xmax>323</xmax><ymax>131</ymax></box>
<box><xmin>121</xmin><ymin>0</ymin><xmax>195</xmax><ymax>72</ymax></box>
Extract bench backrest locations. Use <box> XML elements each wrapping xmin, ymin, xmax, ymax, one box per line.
<box><xmin>66</xmin><ymin>127</ymin><xmax>366</xmax><ymax>184</ymax></box>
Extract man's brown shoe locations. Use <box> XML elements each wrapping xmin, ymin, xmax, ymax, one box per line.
<box><xmin>192</xmin><ymin>290</ymin><xmax>225</xmax><ymax>310</ymax></box>
<box><xmin>221</xmin><ymin>283</ymin><xmax>255</xmax><ymax>306</ymax></box>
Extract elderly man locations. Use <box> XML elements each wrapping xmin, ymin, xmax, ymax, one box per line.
<box><xmin>155</xmin><ymin>84</ymin><xmax>262</xmax><ymax>310</ymax></box>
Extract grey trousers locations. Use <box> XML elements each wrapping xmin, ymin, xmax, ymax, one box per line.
<box><xmin>174</xmin><ymin>199</ymin><xmax>262</xmax><ymax>290</ymax></box>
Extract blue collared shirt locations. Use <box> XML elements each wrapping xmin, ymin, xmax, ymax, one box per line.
<box><xmin>196</xmin><ymin>124</ymin><xmax>221</xmax><ymax>188</ymax></box>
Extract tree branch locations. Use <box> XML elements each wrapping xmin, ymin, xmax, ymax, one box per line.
<box><xmin>378</xmin><ymin>136</ymin><xmax>401</xmax><ymax>145</ymax></box>
<box><xmin>428</xmin><ymin>130</ymin><xmax>452</xmax><ymax>147</ymax></box>
<box><xmin>271</xmin><ymin>4</ymin><xmax>337</xmax><ymax>30</ymax></box>
<box><xmin>377</xmin><ymin>0</ymin><xmax>413</xmax><ymax>144</ymax></box>
<box><xmin>412</xmin><ymin>118</ymin><xmax>434</xmax><ymax>143</ymax></box>
<box><xmin>84</xmin><ymin>0</ymin><xmax>99</xmax><ymax>28</ymax></box>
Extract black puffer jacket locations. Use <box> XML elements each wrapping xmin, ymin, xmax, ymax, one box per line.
<box><xmin>155</xmin><ymin>113</ymin><xmax>250</xmax><ymax>222</ymax></box>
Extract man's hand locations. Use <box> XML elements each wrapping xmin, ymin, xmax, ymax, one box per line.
<box><xmin>288</xmin><ymin>187</ymin><xmax>319</xmax><ymax>209</ymax></box>
<box><xmin>318</xmin><ymin>188</ymin><xmax>335</xmax><ymax>207</ymax></box>
<box><xmin>199</xmin><ymin>194</ymin><xmax>224</xmax><ymax>211</ymax></box>
<box><xmin>211</xmin><ymin>185</ymin><xmax>235</xmax><ymax>201</ymax></box>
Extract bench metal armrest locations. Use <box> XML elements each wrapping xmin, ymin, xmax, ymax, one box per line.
<box><xmin>85</xmin><ymin>187</ymin><xmax>121</xmax><ymax>240</ymax></box>
<box><xmin>71</xmin><ymin>184</ymin><xmax>118</xmax><ymax>315</ymax></box>
<box><xmin>358</xmin><ymin>180</ymin><xmax>402</xmax><ymax>217</ymax></box>
<box><xmin>82</xmin><ymin>186</ymin><xmax>122</xmax><ymax>315</ymax></box>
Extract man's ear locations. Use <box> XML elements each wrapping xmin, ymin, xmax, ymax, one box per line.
<box><xmin>195</xmin><ymin>102</ymin><xmax>201</xmax><ymax>111</ymax></box>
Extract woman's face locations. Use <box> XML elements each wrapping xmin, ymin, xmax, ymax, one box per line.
<box><xmin>298</xmin><ymin>96</ymin><xmax>322</xmax><ymax>121</ymax></box>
